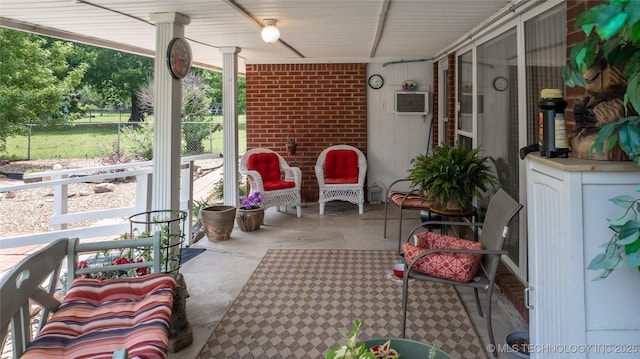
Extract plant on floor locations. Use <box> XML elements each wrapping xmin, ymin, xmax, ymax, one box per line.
<box><xmin>563</xmin><ymin>0</ymin><xmax>640</xmax><ymax>279</ymax></box>
<box><xmin>407</xmin><ymin>142</ymin><xmax>497</xmax><ymax>210</ymax></box>
<box><xmin>240</xmin><ymin>191</ymin><xmax>262</xmax><ymax>210</ymax></box>
<box><xmin>326</xmin><ymin>319</ymin><xmax>441</xmax><ymax>359</ymax></box>
<box><xmin>326</xmin><ymin>319</ymin><xmax>377</xmax><ymax>359</ymax></box>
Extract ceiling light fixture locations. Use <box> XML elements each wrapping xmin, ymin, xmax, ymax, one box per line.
<box><xmin>261</xmin><ymin>19</ymin><xmax>280</xmax><ymax>43</ymax></box>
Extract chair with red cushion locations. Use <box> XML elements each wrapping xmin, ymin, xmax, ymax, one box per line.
<box><xmin>315</xmin><ymin>145</ymin><xmax>367</xmax><ymax>215</ymax></box>
<box><xmin>240</xmin><ymin>148</ymin><xmax>302</xmax><ymax>217</ymax></box>
<box><xmin>400</xmin><ymin>188</ymin><xmax>522</xmax><ymax>358</ymax></box>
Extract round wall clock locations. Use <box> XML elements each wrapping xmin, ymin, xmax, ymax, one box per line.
<box><xmin>167</xmin><ymin>37</ymin><xmax>192</xmax><ymax>80</ymax></box>
<box><xmin>368</xmin><ymin>74</ymin><xmax>384</xmax><ymax>89</ymax></box>
<box><xmin>493</xmin><ymin>76</ymin><xmax>509</xmax><ymax>91</ymax></box>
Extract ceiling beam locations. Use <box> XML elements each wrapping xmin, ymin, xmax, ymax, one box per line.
<box><xmin>369</xmin><ymin>0</ymin><xmax>391</xmax><ymax>58</ymax></box>
<box><xmin>222</xmin><ymin>0</ymin><xmax>305</xmax><ymax>58</ymax></box>
<box><xmin>0</xmin><ymin>17</ymin><xmax>155</xmax><ymax>58</ymax></box>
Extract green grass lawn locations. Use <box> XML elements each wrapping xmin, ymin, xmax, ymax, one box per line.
<box><xmin>2</xmin><ymin>116</ymin><xmax>246</xmax><ymax>160</ymax></box>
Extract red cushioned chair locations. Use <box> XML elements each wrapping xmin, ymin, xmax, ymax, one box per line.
<box><xmin>400</xmin><ymin>188</ymin><xmax>522</xmax><ymax>358</ymax></box>
<box><xmin>240</xmin><ymin>148</ymin><xmax>302</xmax><ymax>217</ymax></box>
<box><xmin>314</xmin><ymin>145</ymin><xmax>367</xmax><ymax>215</ymax></box>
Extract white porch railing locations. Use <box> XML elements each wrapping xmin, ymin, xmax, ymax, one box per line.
<box><xmin>0</xmin><ymin>154</ymin><xmax>216</xmax><ymax>249</ymax></box>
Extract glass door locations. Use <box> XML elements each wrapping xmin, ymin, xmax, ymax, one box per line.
<box><xmin>476</xmin><ymin>28</ymin><xmax>521</xmax><ymax>275</ymax></box>
<box><xmin>457</xmin><ymin>50</ymin><xmax>473</xmax><ymax>149</ymax></box>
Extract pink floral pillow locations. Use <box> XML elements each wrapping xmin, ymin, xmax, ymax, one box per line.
<box><xmin>402</xmin><ymin>231</ymin><xmax>483</xmax><ymax>283</ymax></box>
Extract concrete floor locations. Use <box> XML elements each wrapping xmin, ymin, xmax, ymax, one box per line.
<box><xmin>174</xmin><ymin>201</ymin><xmax>528</xmax><ymax>359</ymax></box>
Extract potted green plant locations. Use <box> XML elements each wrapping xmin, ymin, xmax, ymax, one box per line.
<box><xmin>407</xmin><ymin>142</ymin><xmax>497</xmax><ymax>211</ymax></box>
<box><xmin>563</xmin><ymin>0</ymin><xmax>640</xmax><ymax>279</ymax></box>
<box><xmin>326</xmin><ymin>319</ymin><xmax>450</xmax><ymax>359</ymax></box>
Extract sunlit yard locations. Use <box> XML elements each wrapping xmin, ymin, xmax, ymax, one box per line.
<box><xmin>2</xmin><ymin>116</ymin><xmax>246</xmax><ymax>160</ymax></box>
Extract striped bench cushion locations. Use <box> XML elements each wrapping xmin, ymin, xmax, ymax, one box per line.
<box><xmin>22</xmin><ymin>273</ymin><xmax>175</xmax><ymax>359</ymax></box>
<box><xmin>388</xmin><ymin>190</ymin><xmax>432</xmax><ymax>209</ymax></box>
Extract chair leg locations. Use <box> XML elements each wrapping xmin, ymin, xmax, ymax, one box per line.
<box><xmin>474</xmin><ymin>288</ymin><xmax>483</xmax><ymax>317</ymax></box>
<box><xmin>401</xmin><ymin>271</ymin><xmax>410</xmax><ymax>338</ymax></box>
<box><xmin>383</xmin><ymin>201</ymin><xmax>389</xmax><ymax>238</ymax></box>
<box><xmin>319</xmin><ymin>202</ymin><xmax>325</xmax><ymax>215</ymax></box>
<box><xmin>358</xmin><ymin>202</ymin><xmax>363</xmax><ymax>215</ymax></box>
<box><xmin>398</xmin><ymin>208</ymin><xmax>404</xmax><ymax>256</ymax></box>
<box><xmin>296</xmin><ymin>205</ymin><xmax>302</xmax><ymax>218</ymax></box>
<box><xmin>486</xmin><ymin>285</ymin><xmax>498</xmax><ymax>358</ymax></box>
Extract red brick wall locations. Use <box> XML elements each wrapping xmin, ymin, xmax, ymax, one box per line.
<box><xmin>245</xmin><ymin>63</ymin><xmax>367</xmax><ymax>202</ymax></box>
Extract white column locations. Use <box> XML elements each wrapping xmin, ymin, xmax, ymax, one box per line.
<box><xmin>149</xmin><ymin>12</ymin><xmax>190</xmax><ymax>211</ymax></box>
<box><xmin>220</xmin><ymin>47</ymin><xmax>240</xmax><ymax>206</ymax></box>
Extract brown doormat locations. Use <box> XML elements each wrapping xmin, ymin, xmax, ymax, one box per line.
<box><xmin>197</xmin><ymin>249</ymin><xmax>488</xmax><ymax>359</ymax></box>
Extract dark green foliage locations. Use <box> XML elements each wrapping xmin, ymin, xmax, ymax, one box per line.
<box><xmin>566</xmin><ymin>0</ymin><xmax>640</xmax><ymax>279</ymax></box>
<box><xmin>407</xmin><ymin>142</ymin><xmax>497</xmax><ymax>209</ymax></box>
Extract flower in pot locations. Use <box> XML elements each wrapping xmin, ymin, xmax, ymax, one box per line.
<box><xmin>407</xmin><ymin>142</ymin><xmax>497</xmax><ymax>211</ymax></box>
<box><xmin>326</xmin><ymin>319</ymin><xmax>446</xmax><ymax>359</ymax></box>
<box><xmin>236</xmin><ymin>192</ymin><xmax>264</xmax><ymax>232</ymax></box>
<box><xmin>287</xmin><ymin>139</ymin><xmax>297</xmax><ymax>155</ymax></box>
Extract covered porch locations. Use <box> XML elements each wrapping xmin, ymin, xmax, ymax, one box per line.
<box><xmin>173</xmin><ymin>202</ymin><xmax>527</xmax><ymax>358</ymax></box>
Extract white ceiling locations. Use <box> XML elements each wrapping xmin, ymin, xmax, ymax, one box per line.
<box><xmin>0</xmin><ymin>0</ymin><xmax>515</xmax><ymax>73</ymax></box>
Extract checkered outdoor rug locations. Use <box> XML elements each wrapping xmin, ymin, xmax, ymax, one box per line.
<box><xmin>197</xmin><ymin>249</ymin><xmax>488</xmax><ymax>359</ymax></box>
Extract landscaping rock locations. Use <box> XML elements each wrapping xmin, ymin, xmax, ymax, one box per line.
<box><xmin>94</xmin><ymin>183</ymin><xmax>115</xmax><ymax>193</ymax></box>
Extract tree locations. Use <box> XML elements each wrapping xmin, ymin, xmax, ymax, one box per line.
<box><xmin>71</xmin><ymin>44</ymin><xmax>154</xmax><ymax>121</ymax></box>
<box><xmin>137</xmin><ymin>72</ymin><xmax>215</xmax><ymax>154</ymax></box>
<box><xmin>0</xmin><ymin>28</ymin><xmax>87</xmax><ymax>152</ymax></box>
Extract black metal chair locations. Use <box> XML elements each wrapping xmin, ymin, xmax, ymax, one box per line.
<box><xmin>400</xmin><ymin>188</ymin><xmax>523</xmax><ymax>358</ymax></box>
<box><xmin>383</xmin><ymin>179</ymin><xmax>435</xmax><ymax>252</ymax></box>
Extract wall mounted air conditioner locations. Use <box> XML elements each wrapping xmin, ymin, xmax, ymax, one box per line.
<box><xmin>395</xmin><ymin>91</ymin><xmax>429</xmax><ymax>115</ymax></box>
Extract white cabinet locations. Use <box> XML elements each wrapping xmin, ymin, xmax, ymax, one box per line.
<box><xmin>525</xmin><ymin>154</ymin><xmax>640</xmax><ymax>359</ymax></box>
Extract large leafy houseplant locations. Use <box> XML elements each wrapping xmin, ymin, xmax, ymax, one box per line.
<box><xmin>407</xmin><ymin>142</ymin><xmax>497</xmax><ymax>210</ymax></box>
<box><xmin>563</xmin><ymin>0</ymin><xmax>640</xmax><ymax>279</ymax></box>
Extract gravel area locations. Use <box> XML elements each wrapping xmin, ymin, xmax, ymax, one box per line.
<box><xmin>0</xmin><ymin>158</ymin><xmax>222</xmax><ymax>237</ymax></box>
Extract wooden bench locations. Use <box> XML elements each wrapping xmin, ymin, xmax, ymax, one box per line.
<box><xmin>1</xmin><ymin>236</ymin><xmax>175</xmax><ymax>359</ymax></box>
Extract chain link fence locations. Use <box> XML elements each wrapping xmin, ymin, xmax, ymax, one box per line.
<box><xmin>4</xmin><ymin>119</ymin><xmax>224</xmax><ymax>160</ymax></box>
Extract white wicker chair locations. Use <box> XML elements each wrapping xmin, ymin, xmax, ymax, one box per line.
<box><xmin>240</xmin><ymin>148</ymin><xmax>302</xmax><ymax>217</ymax></box>
<box><xmin>315</xmin><ymin>144</ymin><xmax>367</xmax><ymax>215</ymax></box>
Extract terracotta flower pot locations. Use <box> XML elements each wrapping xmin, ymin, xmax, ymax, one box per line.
<box><xmin>236</xmin><ymin>207</ymin><xmax>265</xmax><ymax>232</ymax></box>
<box><xmin>200</xmin><ymin>205</ymin><xmax>236</xmax><ymax>241</ymax></box>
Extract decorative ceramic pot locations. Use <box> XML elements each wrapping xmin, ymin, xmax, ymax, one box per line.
<box><xmin>505</xmin><ymin>330</ymin><xmax>530</xmax><ymax>358</ymax></box>
<box><xmin>236</xmin><ymin>207</ymin><xmax>265</xmax><ymax>232</ymax></box>
<box><xmin>362</xmin><ymin>338</ymin><xmax>453</xmax><ymax>359</ymax></box>
<box><xmin>200</xmin><ymin>205</ymin><xmax>236</xmax><ymax>241</ymax></box>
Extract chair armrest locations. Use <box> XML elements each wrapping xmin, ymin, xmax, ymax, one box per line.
<box><xmin>314</xmin><ymin>163</ymin><xmax>325</xmax><ymax>186</ymax></box>
<box><xmin>386</xmin><ymin>178</ymin><xmax>412</xmax><ymax>196</ymax></box>
<box><xmin>283</xmin><ymin>166</ymin><xmax>302</xmax><ymax>188</ymax></box>
<box><xmin>239</xmin><ymin>169</ymin><xmax>265</xmax><ymax>192</ymax></box>
<box><xmin>357</xmin><ymin>163</ymin><xmax>367</xmax><ymax>185</ymax></box>
<box><xmin>386</xmin><ymin>178</ymin><xmax>423</xmax><ymax>201</ymax></box>
<box><xmin>405</xmin><ymin>247</ymin><xmax>508</xmax><ymax>269</ymax></box>
<box><xmin>405</xmin><ymin>221</ymin><xmax>484</xmax><ymax>245</ymax></box>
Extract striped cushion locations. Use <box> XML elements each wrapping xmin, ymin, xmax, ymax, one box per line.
<box><xmin>22</xmin><ymin>273</ymin><xmax>175</xmax><ymax>359</ymax></box>
<box><xmin>388</xmin><ymin>190</ymin><xmax>432</xmax><ymax>209</ymax></box>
